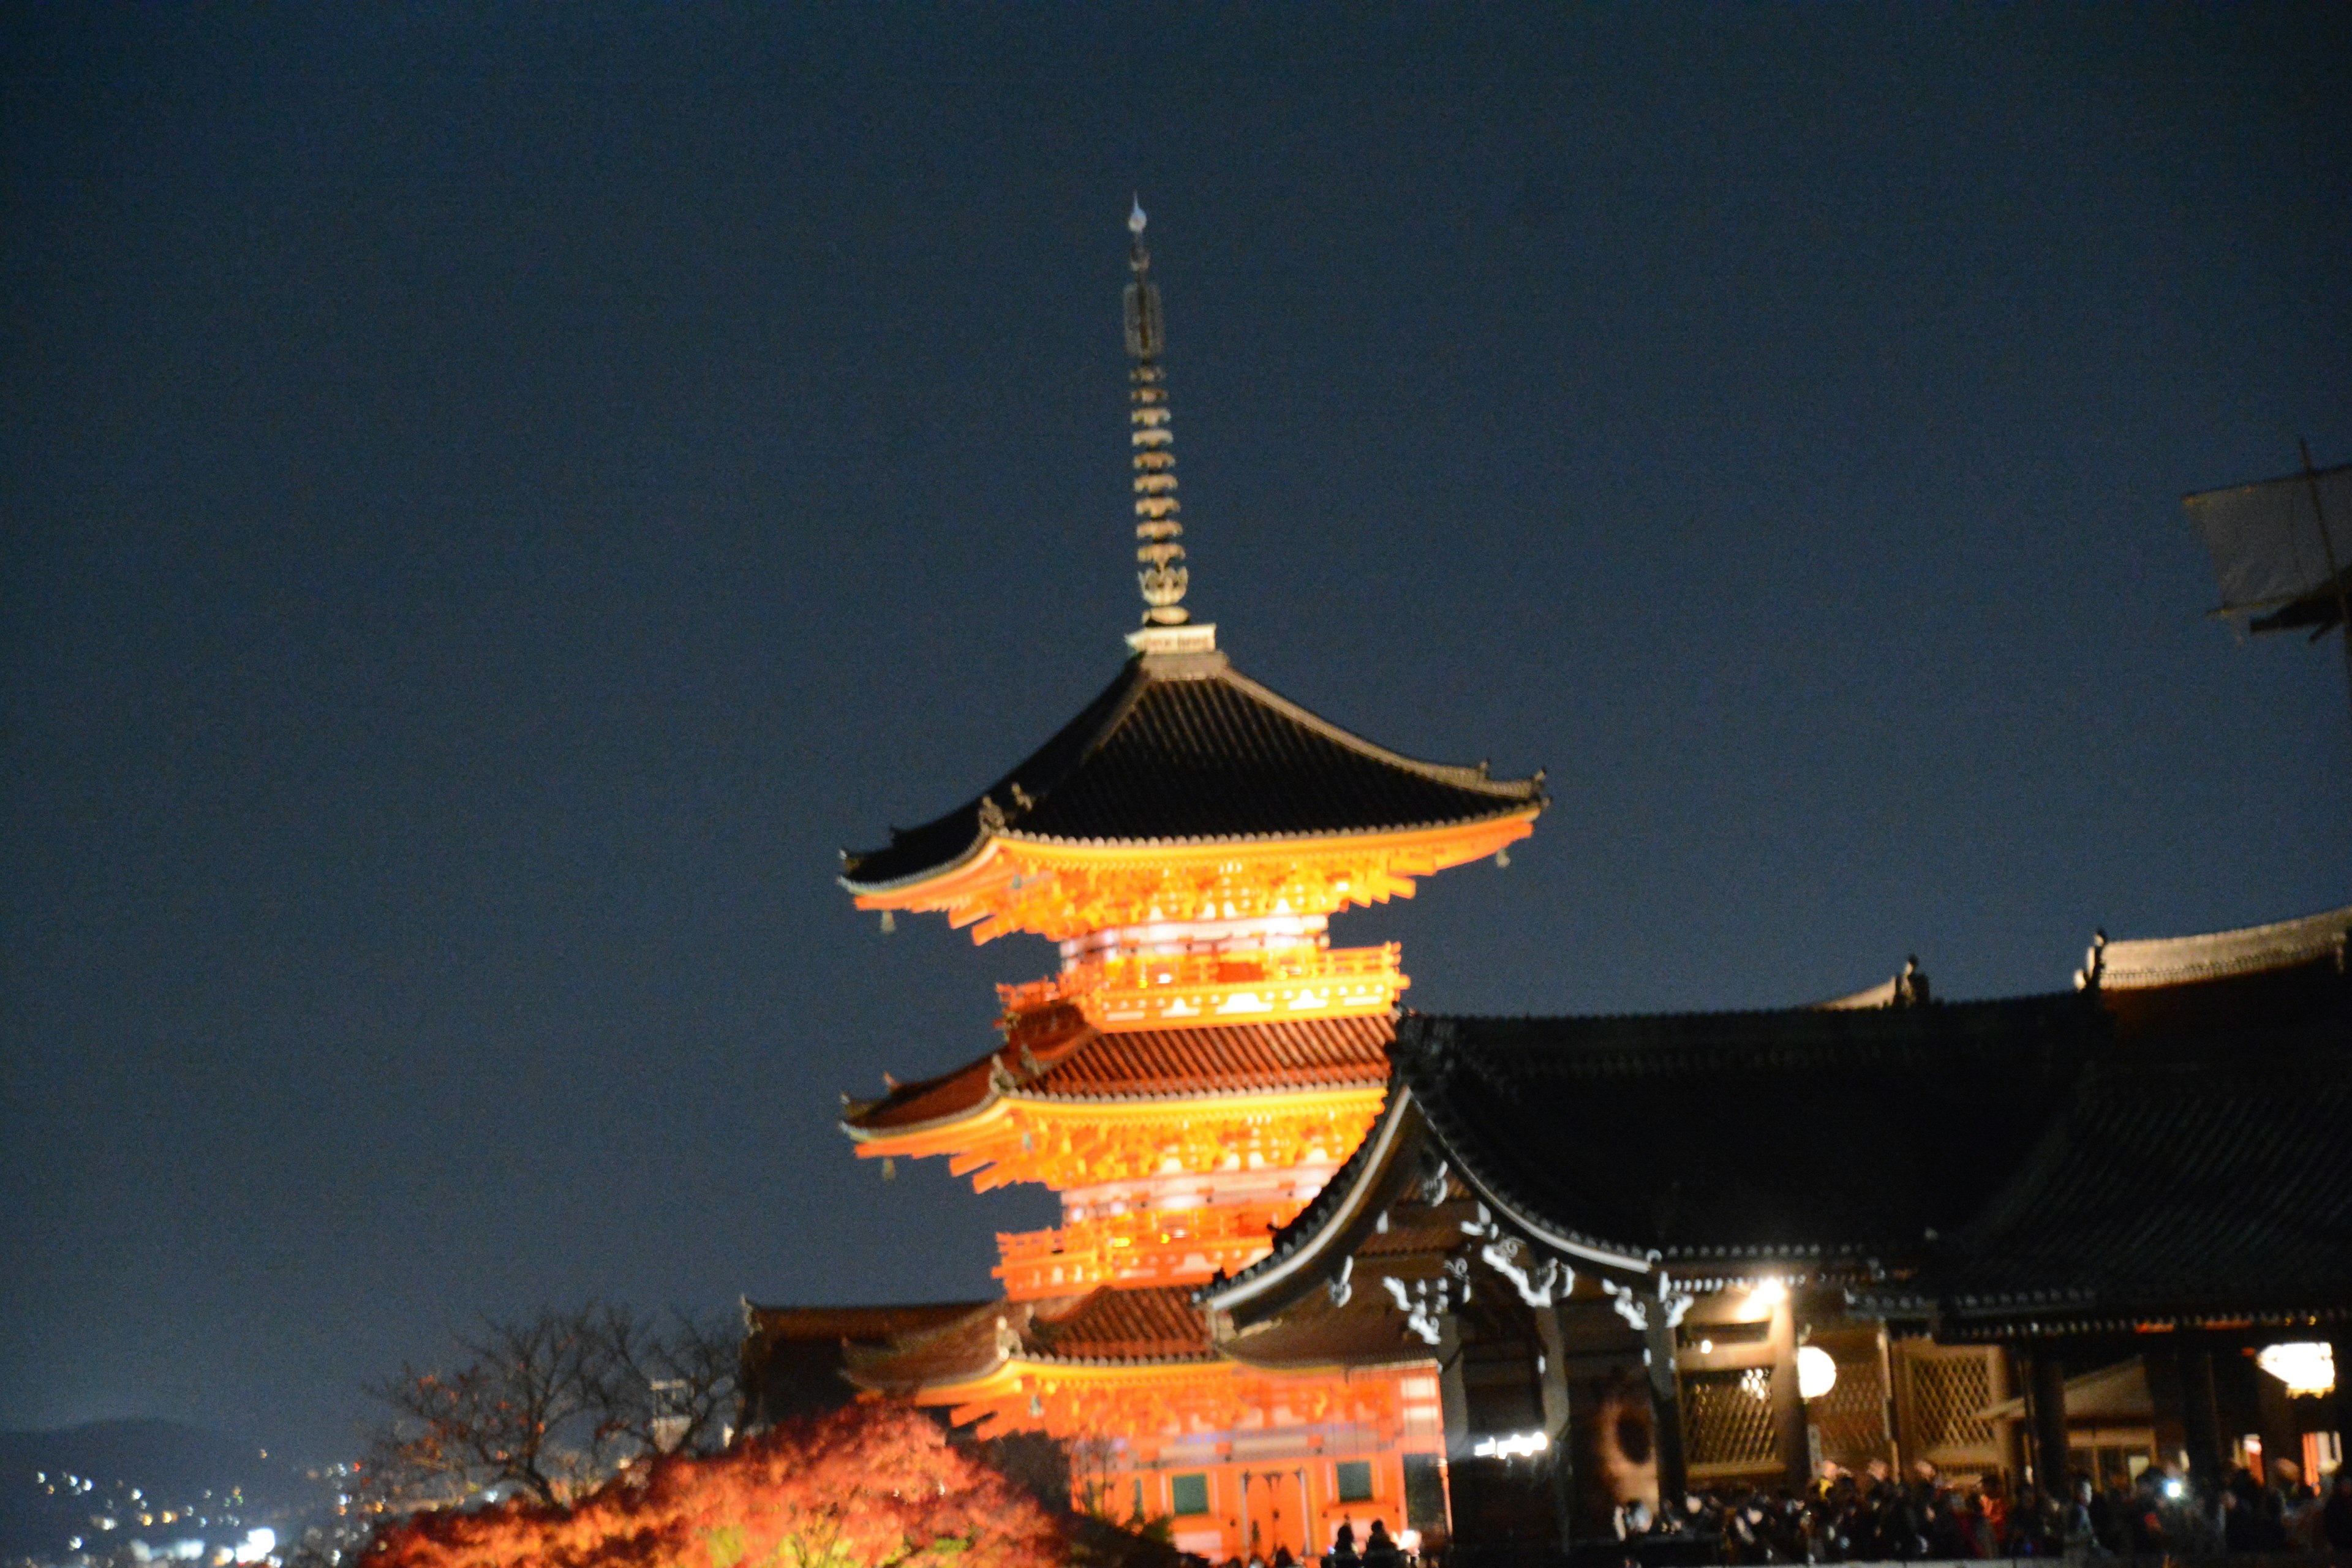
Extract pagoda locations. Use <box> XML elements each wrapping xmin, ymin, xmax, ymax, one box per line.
<box><xmin>828</xmin><ymin>206</ymin><xmax>1545</xmax><ymax>1561</ymax></box>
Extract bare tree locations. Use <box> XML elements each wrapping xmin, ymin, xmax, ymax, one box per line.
<box><xmin>584</xmin><ymin>1303</ymin><xmax>739</xmax><ymax>1458</ymax></box>
<box><xmin>364</xmin><ymin>1303</ymin><xmax>739</xmax><ymax>1513</ymax></box>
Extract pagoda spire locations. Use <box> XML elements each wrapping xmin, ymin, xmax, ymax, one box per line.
<box><xmin>1123</xmin><ymin>200</ymin><xmax>1200</xmax><ymax>643</ymax></box>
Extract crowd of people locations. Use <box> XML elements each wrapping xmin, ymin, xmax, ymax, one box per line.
<box><xmin>1197</xmin><ymin>1460</ymin><xmax>2352</xmax><ymax>1568</ymax></box>
<box><xmin>1604</xmin><ymin>1457</ymin><xmax>2352</xmax><ymax>1562</ymax></box>
<box><xmin>1229</xmin><ymin>1521</ymin><xmax>1411</xmax><ymax>1568</ymax></box>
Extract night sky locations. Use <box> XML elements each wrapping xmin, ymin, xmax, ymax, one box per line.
<box><xmin>4</xmin><ymin>7</ymin><xmax>2347</xmax><ymax>1463</ymax></box>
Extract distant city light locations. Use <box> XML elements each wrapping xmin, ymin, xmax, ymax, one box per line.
<box><xmin>2256</xmin><ymin>1341</ymin><xmax>2336</xmax><ymax>1396</ymax></box>
<box><xmin>234</xmin><ymin>1526</ymin><xmax>277</xmax><ymax>1562</ymax></box>
<box><xmin>1797</xmin><ymin>1344</ymin><xmax>1839</xmax><ymax>1400</ymax></box>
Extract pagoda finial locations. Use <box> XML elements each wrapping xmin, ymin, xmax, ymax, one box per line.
<box><xmin>1124</xmin><ymin>200</ymin><xmax>1190</xmax><ymax>629</ymax></box>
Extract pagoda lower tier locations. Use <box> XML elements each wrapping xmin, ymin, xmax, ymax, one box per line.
<box><xmin>842</xmin><ymin>1285</ymin><xmax>1449</xmax><ymax>1562</ymax></box>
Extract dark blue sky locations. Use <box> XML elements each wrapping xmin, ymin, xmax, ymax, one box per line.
<box><xmin>4</xmin><ymin>6</ymin><xmax>2346</xmax><ymax>1460</ymax></box>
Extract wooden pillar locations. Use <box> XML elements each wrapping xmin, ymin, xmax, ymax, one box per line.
<box><xmin>1770</xmin><ymin>1302</ymin><xmax>1811</xmax><ymax>1493</ymax></box>
<box><xmin>1643</xmin><ymin>1302</ymin><xmax>1689</xmax><ymax>1506</ymax></box>
<box><xmin>1536</xmin><ymin>1305</ymin><xmax>1576</xmax><ymax>1551</ymax></box>
<box><xmin>2180</xmin><ymin>1343</ymin><xmax>2226</xmax><ymax>1489</ymax></box>
<box><xmin>2026</xmin><ymin>1343</ymin><xmax>2071</xmax><ymax>1502</ymax></box>
<box><xmin>1875</xmin><ymin>1325</ymin><xmax>1904</xmax><ymax>1475</ymax></box>
<box><xmin>1437</xmin><ymin>1316</ymin><xmax>1473</xmax><ymax>1465</ymax></box>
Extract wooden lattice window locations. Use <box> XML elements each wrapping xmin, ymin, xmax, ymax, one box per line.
<box><xmin>1683</xmin><ymin>1368</ymin><xmax>1781</xmax><ymax>1477</ymax></box>
<box><xmin>1897</xmin><ymin>1344</ymin><xmax>2004</xmax><ymax>1469</ymax></box>
<box><xmin>1809</xmin><ymin>1348</ymin><xmax>1891</xmax><ymax>1472</ymax></box>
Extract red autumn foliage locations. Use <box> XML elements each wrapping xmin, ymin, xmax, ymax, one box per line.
<box><xmin>361</xmin><ymin>1400</ymin><xmax>1068</xmax><ymax>1568</ymax></box>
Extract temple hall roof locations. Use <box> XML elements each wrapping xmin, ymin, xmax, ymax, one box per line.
<box><xmin>1393</xmin><ymin>994</ymin><xmax>2095</xmax><ymax>1269</ymax></box>
<box><xmin>840</xmin><ymin>649</ymin><xmax>1544</xmax><ymax>893</ymax></box>
<box><xmin>843</xmin><ymin>1009</ymin><xmax>1393</xmax><ymax>1137</ymax></box>
<box><xmin>1211</xmin><ymin>903</ymin><xmax>2352</xmax><ymax>1338</ymax></box>
<box><xmin>1893</xmin><ymin>986</ymin><xmax>2352</xmax><ymax>1331</ymax></box>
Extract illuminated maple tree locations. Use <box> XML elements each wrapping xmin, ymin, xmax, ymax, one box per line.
<box><xmin>361</xmin><ymin>1400</ymin><xmax>1065</xmax><ymax>1568</ymax></box>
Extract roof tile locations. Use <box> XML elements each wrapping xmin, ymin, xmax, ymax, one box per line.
<box><xmin>843</xmin><ymin>652</ymin><xmax>1541</xmax><ymax>889</ymax></box>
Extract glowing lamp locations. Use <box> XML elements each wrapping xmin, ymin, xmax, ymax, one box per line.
<box><xmin>2256</xmin><ymin>1341</ymin><xmax>2336</xmax><ymax>1396</ymax></box>
<box><xmin>1746</xmin><ymin>1278</ymin><xmax>1787</xmax><ymax>1310</ymax></box>
<box><xmin>1797</xmin><ymin>1345</ymin><xmax>1839</xmax><ymax>1400</ymax></box>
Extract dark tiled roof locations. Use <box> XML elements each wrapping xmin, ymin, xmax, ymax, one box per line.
<box><xmin>1912</xmin><ymin>987</ymin><xmax>2352</xmax><ymax>1327</ymax></box>
<box><xmin>841</xmin><ymin>650</ymin><xmax>1543</xmax><ymax>890</ymax></box>
<box><xmin>1031</xmin><ymin>1286</ymin><xmax>1217</xmax><ymax>1361</ymax></box>
<box><xmin>845</xmin><ymin>1013</ymin><xmax>1392</xmax><ymax>1134</ymax></box>
<box><xmin>1392</xmin><ymin>997</ymin><xmax>2101</xmax><ymax>1267</ymax></box>
<box><xmin>2088</xmin><ymin>903</ymin><xmax>2350</xmax><ymax>992</ymax></box>
<box><xmin>1224</xmin><ymin>967</ymin><xmax>2352</xmax><ymax>1336</ymax></box>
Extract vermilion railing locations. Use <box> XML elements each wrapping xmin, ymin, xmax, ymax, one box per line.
<box><xmin>993</xmin><ymin>1199</ymin><xmax>1306</xmax><ymax>1299</ymax></box>
<box><xmin>996</xmin><ymin>943</ymin><xmax>1406</xmax><ymax>1032</ymax></box>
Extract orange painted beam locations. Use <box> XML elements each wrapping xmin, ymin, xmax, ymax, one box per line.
<box><xmin>852</xmin><ymin>1087</ymin><xmax>1386</xmax><ymax>1191</ymax></box>
<box><xmin>850</xmin><ymin>811</ymin><xmax>1536</xmax><ymax>944</ymax></box>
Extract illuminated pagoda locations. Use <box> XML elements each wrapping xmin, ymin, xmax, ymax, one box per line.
<box><xmin>809</xmin><ymin>206</ymin><xmax>1545</xmax><ymax>1559</ymax></box>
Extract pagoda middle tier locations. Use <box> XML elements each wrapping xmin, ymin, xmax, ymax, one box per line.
<box><xmin>840</xmin><ymin>642</ymin><xmax>1544</xmax><ymax>1299</ymax></box>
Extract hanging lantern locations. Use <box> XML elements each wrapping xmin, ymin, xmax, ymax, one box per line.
<box><xmin>1797</xmin><ymin>1345</ymin><xmax>1839</xmax><ymax>1401</ymax></box>
<box><xmin>2256</xmin><ymin>1342</ymin><xmax>2336</xmax><ymax>1396</ymax></box>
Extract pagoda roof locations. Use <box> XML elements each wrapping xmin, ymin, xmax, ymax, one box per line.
<box><xmin>843</xmin><ymin>1007</ymin><xmax>1393</xmax><ymax>1139</ymax></box>
<box><xmin>840</xmin><ymin>649</ymin><xmax>1544</xmax><ymax>894</ymax></box>
<box><xmin>843</xmin><ymin>1286</ymin><xmax>1219</xmax><ymax>1396</ymax></box>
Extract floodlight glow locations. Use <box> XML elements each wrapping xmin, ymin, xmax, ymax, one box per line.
<box><xmin>2163</xmin><ymin>1479</ymin><xmax>2185</xmax><ymax>1499</ymax></box>
<box><xmin>1797</xmin><ymin>1344</ymin><xmax>1839</xmax><ymax>1400</ymax></box>
<box><xmin>1471</xmin><ymin>1430</ymin><xmax>1549</xmax><ymax>1460</ymax></box>
<box><xmin>1747</xmin><ymin>1278</ymin><xmax>1787</xmax><ymax>1310</ymax></box>
<box><xmin>2256</xmin><ymin>1341</ymin><xmax>2335</xmax><ymax>1396</ymax></box>
<box><xmin>233</xmin><ymin>1528</ymin><xmax>275</xmax><ymax>1563</ymax></box>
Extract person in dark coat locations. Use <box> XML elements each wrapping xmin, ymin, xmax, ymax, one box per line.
<box><xmin>2321</xmin><ymin>1472</ymin><xmax>2352</xmax><ymax>1551</ymax></box>
<box><xmin>1362</xmin><ymin>1521</ymin><xmax>1404</xmax><ymax>1568</ymax></box>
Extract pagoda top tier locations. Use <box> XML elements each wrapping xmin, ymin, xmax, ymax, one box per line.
<box><xmin>840</xmin><ymin>647</ymin><xmax>1545</xmax><ymax>941</ymax></box>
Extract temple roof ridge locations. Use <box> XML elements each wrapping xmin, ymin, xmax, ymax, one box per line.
<box><xmin>2079</xmin><ymin>899</ymin><xmax>2349</xmax><ymax>991</ymax></box>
